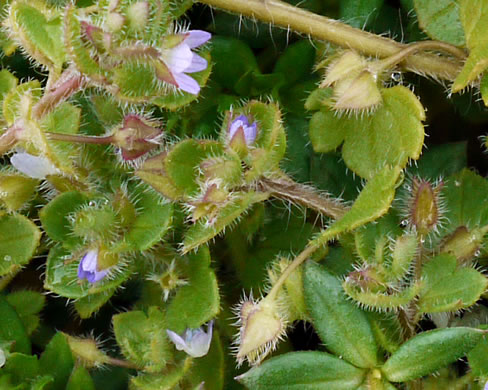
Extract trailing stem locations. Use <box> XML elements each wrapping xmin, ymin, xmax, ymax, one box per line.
<box><xmin>257</xmin><ymin>176</ymin><xmax>348</xmax><ymax>220</ymax></box>
<box><xmin>197</xmin><ymin>0</ymin><xmax>465</xmax><ymax>80</ymax></box>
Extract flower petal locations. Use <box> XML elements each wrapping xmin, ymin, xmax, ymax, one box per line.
<box><xmin>185</xmin><ymin>30</ymin><xmax>211</xmax><ymax>48</ymax></box>
<box><xmin>185</xmin><ymin>53</ymin><xmax>208</xmax><ymax>73</ymax></box>
<box><xmin>173</xmin><ymin>72</ymin><xmax>200</xmax><ymax>95</ymax></box>
<box><xmin>166</xmin><ymin>329</ymin><xmax>188</xmax><ymax>351</ymax></box>
<box><xmin>166</xmin><ymin>44</ymin><xmax>193</xmax><ymax>74</ymax></box>
<box><xmin>10</xmin><ymin>152</ymin><xmax>58</xmax><ymax>179</ymax></box>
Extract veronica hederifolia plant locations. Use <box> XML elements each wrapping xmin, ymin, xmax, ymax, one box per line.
<box><xmin>0</xmin><ymin>0</ymin><xmax>487</xmax><ymax>389</ymax></box>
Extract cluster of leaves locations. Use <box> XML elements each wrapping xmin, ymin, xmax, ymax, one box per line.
<box><xmin>0</xmin><ymin>0</ymin><xmax>487</xmax><ymax>389</ymax></box>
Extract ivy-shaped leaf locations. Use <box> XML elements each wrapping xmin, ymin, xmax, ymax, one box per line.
<box><xmin>309</xmin><ymin>86</ymin><xmax>425</xmax><ymax>179</ymax></box>
<box><xmin>418</xmin><ymin>254</ymin><xmax>488</xmax><ymax>313</ymax></box>
<box><xmin>112</xmin><ymin>307</ymin><xmax>171</xmax><ymax>372</ymax></box>
<box><xmin>414</xmin><ymin>0</ymin><xmax>465</xmax><ymax>46</ymax></box>
<box><xmin>452</xmin><ymin>0</ymin><xmax>488</xmax><ymax>93</ymax></box>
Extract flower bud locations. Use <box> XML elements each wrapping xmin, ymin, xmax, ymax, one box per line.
<box><xmin>440</xmin><ymin>226</ymin><xmax>486</xmax><ymax>264</ymax></box>
<box><xmin>407</xmin><ymin>178</ymin><xmax>444</xmax><ymax>235</ymax></box>
<box><xmin>234</xmin><ymin>295</ymin><xmax>287</xmax><ymax>366</ymax></box>
<box><xmin>189</xmin><ymin>183</ymin><xmax>229</xmax><ymax>223</ymax></box>
<box><xmin>106</xmin><ymin>12</ymin><xmax>125</xmax><ymax>32</ymax></box>
<box><xmin>126</xmin><ymin>1</ymin><xmax>149</xmax><ymax>32</ymax></box>
<box><xmin>227</xmin><ymin>114</ymin><xmax>258</xmax><ymax>157</ymax></box>
<box><xmin>64</xmin><ymin>334</ymin><xmax>111</xmax><ymax>368</ymax></box>
<box><xmin>111</xmin><ymin>114</ymin><xmax>163</xmax><ymax>160</ymax></box>
<box><xmin>147</xmin><ymin>260</ymin><xmax>188</xmax><ymax>301</ymax></box>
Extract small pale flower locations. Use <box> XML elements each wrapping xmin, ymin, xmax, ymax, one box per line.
<box><xmin>160</xmin><ymin>30</ymin><xmax>211</xmax><ymax>95</ymax></box>
<box><xmin>228</xmin><ymin>115</ymin><xmax>258</xmax><ymax>146</ymax></box>
<box><xmin>10</xmin><ymin>152</ymin><xmax>58</xmax><ymax>179</ymax></box>
<box><xmin>77</xmin><ymin>249</ymin><xmax>109</xmax><ymax>283</ymax></box>
<box><xmin>484</xmin><ymin>381</ymin><xmax>488</xmax><ymax>390</ymax></box>
<box><xmin>166</xmin><ymin>320</ymin><xmax>214</xmax><ymax>358</ymax></box>
<box><xmin>0</xmin><ymin>347</ymin><xmax>5</xmax><ymax>367</ymax></box>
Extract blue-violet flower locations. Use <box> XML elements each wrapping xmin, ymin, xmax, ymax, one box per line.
<box><xmin>228</xmin><ymin>115</ymin><xmax>258</xmax><ymax>146</ymax></box>
<box><xmin>166</xmin><ymin>320</ymin><xmax>214</xmax><ymax>358</ymax></box>
<box><xmin>78</xmin><ymin>249</ymin><xmax>109</xmax><ymax>283</ymax></box>
<box><xmin>161</xmin><ymin>30</ymin><xmax>211</xmax><ymax>95</ymax></box>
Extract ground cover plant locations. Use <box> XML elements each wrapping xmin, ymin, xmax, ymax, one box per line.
<box><xmin>0</xmin><ymin>0</ymin><xmax>488</xmax><ymax>389</ymax></box>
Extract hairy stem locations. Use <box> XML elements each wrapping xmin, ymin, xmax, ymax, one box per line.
<box><xmin>197</xmin><ymin>0</ymin><xmax>464</xmax><ymax>80</ymax></box>
<box><xmin>258</xmin><ymin>176</ymin><xmax>348</xmax><ymax>219</ymax></box>
<box><xmin>32</xmin><ymin>68</ymin><xmax>86</xmax><ymax>120</ymax></box>
<box><xmin>46</xmin><ymin>132</ymin><xmax>114</xmax><ymax>144</ymax></box>
<box><xmin>267</xmin><ymin>243</ymin><xmax>318</xmax><ymax>301</ymax></box>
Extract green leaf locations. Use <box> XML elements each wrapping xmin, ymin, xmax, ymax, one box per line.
<box><xmin>0</xmin><ymin>296</ymin><xmax>31</xmax><ymax>354</ymax></box>
<box><xmin>73</xmin><ymin>288</ymin><xmax>116</xmax><ymax>319</ymax></box>
<box><xmin>66</xmin><ymin>366</ymin><xmax>95</xmax><ymax>390</ymax></box>
<box><xmin>367</xmin><ymin>312</ymin><xmax>403</xmax><ymax>354</ymax></box>
<box><xmin>41</xmin><ymin>102</ymin><xmax>81</xmax><ymax>173</ymax></box>
<box><xmin>237</xmin><ymin>351</ymin><xmax>367</xmax><ymax>389</ymax></box>
<box><xmin>3</xmin><ymin>80</ymin><xmax>41</xmax><ymax>125</ymax></box>
<box><xmin>211</xmin><ymin>36</ymin><xmax>260</xmax><ymax>93</ymax></box>
<box><xmin>6</xmin><ymin>290</ymin><xmax>45</xmax><ymax>335</ymax></box>
<box><xmin>340</xmin><ymin>0</ymin><xmax>384</xmax><ymax>29</ymax></box>
<box><xmin>312</xmin><ymin>165</ymin><xmax>402</xmax><ymax>247</ymax></box>
<box><xmin>310</xmin><ymin>86</ymin><xmax>425</xmax><ymax>179</ymax></box>
<box><xmin>39</xmin><ymin>191</ymin><xmax>90</xmax><ymax>249</ymax></box>
<box><xmin>274</xmin><ymin>40</ymin><xmax>316</xmax><ymax>86</ymax></box>
<box><xmin>304</xmin><ymin>262</ymin><xmax>379</xmax><ymax>368</ymax></box>
<box><xmin>164</xmin><ymin>139</ymin><xmax>223</xmax><ymax>199</ymax></box>
<box><xmin>112</xmin><ymin>306</ymin><xmax>170</xmax><ymax>372</ymax></box>
<box><xmin>481</xmin><ymin>72</ymin><xmax>488</xmax><ymax>106</ymax></box>
<box><xmin>0</xmin><ymin>213</ymin><xmax>41</xmax><ymax>276</ymax></box>
<box><xmin>468</xmin><ymin>335</ymin><xmax>488</xmax><ymax>377</ymax></box>
<box><xmin>182</xmin><ymin>191</ymin><xmax>269</xmax><ymax>254</ymax></box>
<box><xmin>381</xmin><ymin>327</ymin><xmax>484</xmax><ymax>382</ymax></box>
<box><xmin>0</xmin><ymin>69</ymin><xmax>17</xmax><ymax>119</ymax></box>
<box><xmin>414</xmin><ymin>0</ymin><xmax>465</xmax><ymax>46</ymax></box>
<box><xmin>7</xmin><ymin>1</ymin><xmax>66</xmax><ymax>71</ymax></box>
<box><xmin>3</xmin><ymin>353</ymin><xmax>39</xmax><ymax>382</ymax></box>
<box><xmin>0</xmin><ymin>174</ymin><xmax>39</xmax><ymax>212</ymax></box>
<box><xmin>44</xmin><ymin>246</ymin><xmax>131</xmax><ymax>299</ymax></box>
<box><xmin>443</xmin><ymin>169</ymin><xmax>488</xmax><ymax>229</ymax></box>
<box><xmin>452</xmin><ymin>0</ymin><xmax>488</xmax><ymax>92</ymax></box>
<box><xmin>130</xmin><ymin>369</ymin><xmax>184</xmax><ymax>390</ymax></box>
<box><xmin>165</xmin><ymin>247</ymin><xmax>219</xmax><ymax>332</ymax></box>
<box><xmin>39</xmin><ymin>333</ymin><xmax>74</xmax><ymax>390</ymax></box>
<box><xmin>417</xmin><ymin>254</ymin><xmax>488</xmax><ymax>313</ymax></box>
<box><xmin>118</xmin><ymin>190</ymin><xmax>173</xmax><ymax>251</ymax></box>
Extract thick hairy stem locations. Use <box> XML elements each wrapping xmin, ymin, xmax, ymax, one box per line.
<box><xmin>258</xmin><ymin>176</ymin><xmax>348</xmax><ymax>219</ymax></box>
<box><xmin>32</xmin><ymin>68</ymin><xmax>86</xmax><ymax>120</ymax></box>
<box><xmin>267</xmin><ymin>243</ymin><xmax>318</xmax><ymax>301</ymax></box>
<box><xmin>197</xmin><ymin>0</ymin><xmax>464</xmax><ymax>80</ymax></box>
<box><xmin>46</xmin><ymin>132</ymin><xmax>114</xmax><ymax>144</ymax></box>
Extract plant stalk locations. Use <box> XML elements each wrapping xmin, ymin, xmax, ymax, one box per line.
<box><xmin>197</xmin><ymin>0</ymin><xmax>465</xmax><ymax>80</ymax></box>
<box><xmin>258</xmin><ymin>176</ymin><xmax>348</xmax><ymax>220</ymax></box>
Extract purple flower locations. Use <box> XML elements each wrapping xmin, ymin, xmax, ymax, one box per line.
<box><xmin>485</xmin><ymin>381</ymin><xmax>488</xmax><ymax>390</ymax></box>
<box><xmin>77</xmin><ymin>249</ymin><xmax>109</xmax><ymax>283</ymax></box>
<box><xmin>161</xmin><ymin>30</ymin><xmax>211</xmax><ymax>95</ymax></box>
<box><xmin>166</xmin><ymin>320</ymin><xmax>214</xmax><ymax>358</ymax></box>
<box><xmin>228</xmin><ymin>115</ymin><xmax>258</xmax><ymax>145</ymax></box>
